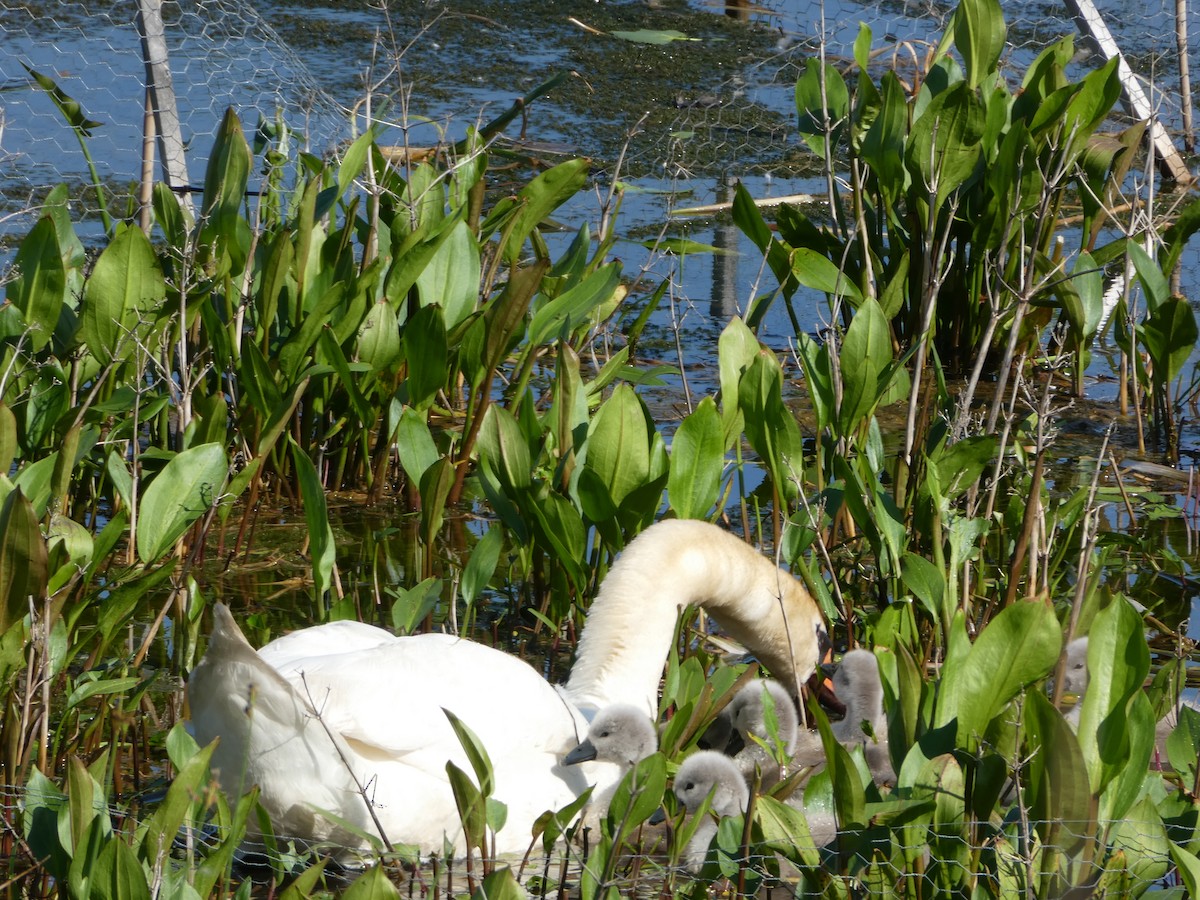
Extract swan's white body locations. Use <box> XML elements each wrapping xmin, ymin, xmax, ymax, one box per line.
<box><xmin>187</xmin><ymin>519</ymin><xmax>827</xmax><ymax>857</ymax></box>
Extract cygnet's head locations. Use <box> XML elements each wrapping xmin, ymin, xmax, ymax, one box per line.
<box><xmin>673</xmin><ymin>750</ymin><xmax>749</xmax><ymax>817</ymax></box>
<box><xmin>727</xmin><ymin>679</ymin><xmax>798</xmax><ymax>753</ymax></box>
<box><xmin>1061</xmin><ymin>637</ymin><xmax>1090</xmax><ymax>696</ymax></box>
<box><xmin>564</xmin><ymin>703</ymin><xmax>657</xmax><ymax>767</ymax></box>
<box><xmin>832</xmin><ymin>649</ymin><xmax>885</xmax><ymax>721</ymax></box>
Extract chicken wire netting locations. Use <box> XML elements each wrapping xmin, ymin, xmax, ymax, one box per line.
<box><xmin>0</xmin><ymin>782</ymin><xmax>1192</xmax><ymax>898</ymax></box>
<box><xmin>0</xmin><ymin>0</ymin><xmax>1196</xmax><ymax>248</ymax></box>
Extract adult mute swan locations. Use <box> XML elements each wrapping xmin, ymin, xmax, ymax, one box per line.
<box><xmin>187</xmin><ymin>519</ymin><xmax>829</xmax><ymax>857</ymax></box>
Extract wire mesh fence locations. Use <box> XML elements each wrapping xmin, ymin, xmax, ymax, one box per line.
<box><xmin>1</xmin><ymin>0</ymin><xmax>1197</xmax><ymax>241</ymax></box>
<box><xmin>1</xmin><ymin>782</ymin><xmax>1193</xmax><ymax>898</ymax></box>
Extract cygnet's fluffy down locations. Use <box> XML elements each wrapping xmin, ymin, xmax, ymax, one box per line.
<box><xmin>1058</xmin><ymin>636</ymin><xmax>1090</xmax><ymax>729</ymax></box>
<box><xmin>727</xmin><ymin>679</ymin><xmax>799</xmax><ymax>787</ymax></box>
<box><xmin>673</xmin><ymin>750</ymin><xmax>749</xmax><ymax>872</ymax></box>
<box><xmin>831</xmin><ymin>649</ymin><xmax>894</xmax><ymax>785</ymax></box>
<box><xmin>564</xmin><ymin>703</ymin><xmax>658</xmax><ymax>826</ymax></box>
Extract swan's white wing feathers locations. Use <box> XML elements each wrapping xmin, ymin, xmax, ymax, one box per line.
<box><xmin>268</xmin><ymin>633</ymin><xmax>586</xmax><ymax>761</ymax></box>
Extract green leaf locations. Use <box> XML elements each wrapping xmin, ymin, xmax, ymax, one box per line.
<box><xmin>1166</xmin><ymin>704</ymin><xmax>1200</xmax><ymax>785</ymax></box>
<box><xmin>582</xmin><ymin>384</ymin><xmax>652</xmax><ymax>516</ymax></box>
<box><xmin>1021</xmin><ymin>690</ymin><xmax>1091</xmax><ymax>855</ymax></box>
<box><xmin>416</xmin><ymin>220</ymin><xmax>480</xmax><ymax>330</ymax></box>
<box><xmin>289</xmin><ymin>436</ymin><xmax>335</xmax><ymax>602</ymax></box>
<box><xmin>461</xmin><ymin>525</ymin><xmax>503</xmax><ymax>607</ymax></box>
<box><xmin>136</xmin><ymin>443</ymin><xmax>228</xmax><ymax>563</ymax></box>
<box><xmin>493</xmin><ymin>158</ymin><xmax>589</xmax><ymax>264</ymax></box>
<box><xmin>1077</xmin><ymin>597</ymin><xmax>1150</xmax><ymax>798</ymax></box>
<box><xmin>477</xmin><ymin>405</ymin><xmax>532</xmax><ymax>494</ymax></box>
<box><xmin>357</xmin><ymin>300</ymin><xmax>402</xmax><ymax>374</ymax></box>
<box><xmin>907</xmin><ymin>82</ymin><xmax>985</xmax><ymax>216</ymax></box>
<box><xmin>609</xmin><ymin>28</ymin><xmax>697</xmax><ymax>44</ymax></box>
<box><xmin>8</xmin><ymin>216</ymin><xmax>66</xmax><ymax>351</ymax></box>
<box><xmin>81</xmin><ymin>225</ymin><xmax>167</xmax><ymax>366</ymax></box>
<box><xmin>953</xmin><ymin>0</ymin><xmax>1006</xmax><ymax>89</ymax></box>
<box><xmin>403</xmin><ymin>304</ymin><xmax>448</xmax><ymax>410</ymax></box>
<box><xmin>935</xmin><ymin>600</ymin><xmax>1060</xmax><ymax>748</ymax></box>
<box><xmin>394</xmin><ymin>406</ymin><xmax>440</xmax><ymax>486</ymax></box>
<box><xmin>0</xmin><ymin>488</ymin><xmax>49</xmax><ymax>633</ymax></box>
<box><xmin>418</xmin><ymin>457</ymin><xmax>455</xmax><ymax>546</ymax></box>
<box><xmin>199</xmin><ymin>108</ymin><xmax>252</xmax><ymax>266</ymax></box>
<box><xmin>529</xmin><ymin>264</ymin><xmax>621</xmax><ymax>347</ymax></box>
<box><xmin>667</xmin><ymin>397</ymin><xmax>724</xmax><ymax>520</ymax></box>
<box><xmin>791</xmin><ymin>248</ymin><xmax>863</xmax><ymax>303</ymax></box>
<box><xmin>342</xmin><ymin>865</ymin><xmax>401</xmax><ymax>900</ymax></box>
<box><xmin>795</xmin><ymin>59</ymin><xmax>849</xmax><ymax>158</ymax></box>
<box><xmin>606</xmin><ymin>752</ymin><xmax>667</xmax><ymax>842</ymax></box>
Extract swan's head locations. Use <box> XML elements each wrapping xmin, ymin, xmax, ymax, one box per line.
<box><xmin>564</xmin><ymin>703</ymin><xmax>658</xmax><ymax>767</ymax></box>
<box><xmin>673</xmin><ymin>750</ymin><xmax>749</xmax><ymax>817</ymax></box>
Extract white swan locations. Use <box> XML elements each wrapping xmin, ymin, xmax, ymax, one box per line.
<box><xmin>831</xmin><ymin>649</ymin><xmax>894</xmax><ymax>785</ymax></box>
<box><xmin>672</xmin><ymin>750</ymin><xmax>749</xmax><ymax>871</ymax></box>
<box><xmin>563</xmin><ymin>703</ymin><xmax>658</xmax><ymax>826</ymax></box>
<box><xmin>187</xmin><ymin>519</ymin><xmax>829</xmax><ymax>857</ymax></box>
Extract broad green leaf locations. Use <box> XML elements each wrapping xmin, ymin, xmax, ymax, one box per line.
<box><xmin>136</xmin><ymin>443</ymin><xmax>228</xmax><ymax>563</ymax></box>
<box><xmin>1077</xmin><ymin>597</ymin><xmax>1149</xmax><ymax>797</ymax></box>
<box><xmin>795</xmin><ymin>59</ymin><xmax>849</xmax><ymax>158</ymax></box>
<box><xmin>0</xmin><ymin>488</ymin><xmax>49</xmax><ymax>632</ymax></box>
<box><xmin>81</xmin><ymin>225</ymin><xmax>167</xmax><ymax>366</ymax></box>
<box><xmin>791</xmin><ymin>248</ymin><xmax>863</xmax><ymax>303</ymax></box>
<box><xmin>935</xmin><ymin>600</ymin><xmax>1060</xmax><ymax>748</ymax></box>
<box><xmin>839</xmin><ymin>297</ymin><xmax>891</xmax><ymax>429</ymax></box>
<box><xmin>529</xmin><ymin>264</ymin><xmax>621</xmax><ymax>347</ymax></box>
<box><xmin>342</xmin><ymin>864</ymin><xmax>401</xmax><ymax>900</ymax></box>
<box><xmin>605</xmin><ymin>752</ymin><xmax>668</xmax><ymax>842</ymax></box>
<box><xmin>199</xmin><ymin>108</ymin><xmax>252</xmax><ymax>266</ymax></box>
<box><xmin>953</xmin><ymin>0</ymin><xmax>1006</xmax><ymax>89</ymax></box>
<box><xmin>495</xmin><ymin>158</ymin><xmax>589</xmax><ymax>264</ymax></box>
<box><xmin>738</xmin><ymin>351</ymin><xmax>803</xmax><ymax>500</ymax></box>
<box><xmin>8</xmin><ymin>216</ymin><xmax>66</xmax><ymax>351</ymax></box>
<box><xmin>1128</xmin><ymin>241</ymin><xmax>1169</xmax><ymax>312</ymax></box>
<box><xmin>394</xmin><ymin>406</ymin><xmax>440</xmax><ymax>486</ymax></box>
<box><xmin>418</xmin><ymin>457</ymin><xmax>455</xmax><ymax>546</ymax></box>
<box><xmin>1166</xmin><ymin>704</ymin><xmax>1200</xmax><ymax>785</ymax></box>
<box><xmin>1142</xmin><ymin>297</ymin><xmax>1198</xmax><ymax>388</ymax></box>
<box><xmin>416</xmin><ymin>220</ymin><xmax>480</xmax><ymax>330</ymax></box>
<box><xmin>1022</xmin><ymin>690</ymin><xmax>1091</xmax><ymax>855</ymax></box>
<box><xmin>667</xmin><ymin>397</ymin><xmax>724</xmax><ymax>520</ymax></box>
<box><xmin>477</xmin><ymin>405</ymin><xmax>532</xmax><ymax>493</ymax></box>
<box><xmin>358</xmin><ymin>300</ymin><xmax>402</xmax><ymax>374</ymax></box>
<box><xmin>907</xmin><ymin>82</ymin><xmax>984</xmax><ymax>216</ymax></box>
<box><xmin>583</xmin><ymin>384</ymin><xmax>652</xmax><ymax>514</ymax></box>
<box><xmin>337</xmin><ymin>128</ymin><xmax>376</xmax><ymax>198</ymax></box>
<box><xmin>402</xmin><ymin>303</ymin><xmax>448</xmax><ymax>409</ymax></box>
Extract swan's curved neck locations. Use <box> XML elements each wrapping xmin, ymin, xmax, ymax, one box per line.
<box><xmin>562</xmin><ymin>520</ymin><xmax>823</xmax><ymax>718</ymax></box>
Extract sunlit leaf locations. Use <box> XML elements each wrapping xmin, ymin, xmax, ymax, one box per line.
<box><xmin>136</xmin><ymin>444</ymin><xmax>228</xmax><ymax>564</ymax></box>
